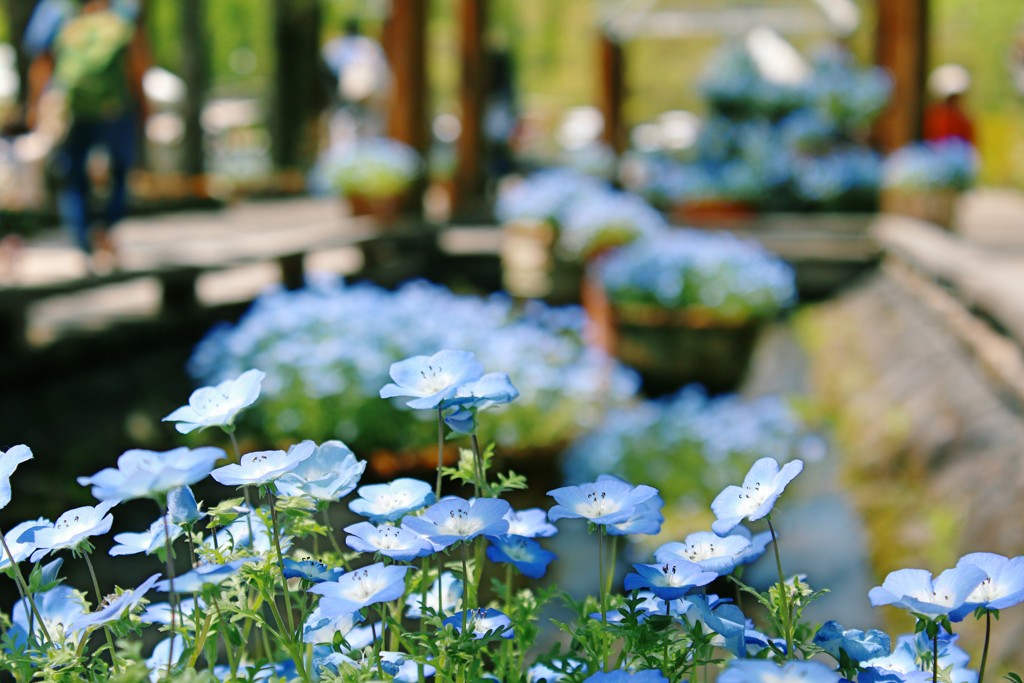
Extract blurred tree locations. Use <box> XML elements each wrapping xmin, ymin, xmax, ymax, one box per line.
<box><xmin>181</xmin><ymin>0</ymin><xmax>207</xmax><ymax>176</ymax></box>
<box><xmin>271</xmin><ymin>0</ymin><xmax>323</xmax><ymax>170</ymax></box>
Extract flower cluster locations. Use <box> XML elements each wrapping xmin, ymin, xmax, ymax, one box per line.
<box><xmin>595</xmin><ymin>230</ymin><xmax>797</xmax><ymax>322</ymax></box>
<box><xmin>494</xmin><ymin>168</ymin><xmax>605</xmax><ymax>227</ymax></box>
<box><xmin>557</xmin><ymin>190</ymin><xmax>668</xmax><ymax>261</ymax></box>
<box><xmin>882</xmin><ymin>139</ymin><xmax>978</xmax><ymax>192</ymax></box>
<box><xmin>323</xmin><ymin>137</ymin><xmax>422</xmax><ymax>199</ymax></box>
<box><xmin>0</xmin><ymin>349</ymin><xmax>1020</xmax><ymax>683</ymax></box>
<box><xmin>188</xmin><ymin>278</ymin><xmax>639</xmax><ymax>454</ymax></box>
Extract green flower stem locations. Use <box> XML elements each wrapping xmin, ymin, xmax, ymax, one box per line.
<box><xmin>470</xmin><ymin>432</ymin><xmax>485</xmax><ymax>497</ymax></box>
<box><xmin>266</xmin><ymin>493</ymin><xmax>296</xmax><ymax>635</ymax></box>
<box><xmin>226</xmin><ymin>430</ymin><xmax>256</xmax><ymax>541</ymax></box>
<box><xmin>82</xmin><ymin>551</ymin><xmax>119</xmax><ymax>673</ymax></box>
<box><xmin>501</xmin><ymin>563</ymin><xmax>515</xmax><ymax>681</ymax></box>
<box><xmin>160</xmin><ymin>502</ymin><xmax>178</xmax><ymax>679</ymax></box>
<box><xmin>185</xmin><ymin>526</ymin><xmax>197</xmax><ymax>567</ymax></box>
<box><xmin>0</xmin><ymin>530</ymin><xmax>51</xmax><ymax>646</ymax></box>
<box><xmin>598</xmin><ymin>524</ymin><xmax>609</xmax><ymax>671</ymax></box>
<box><xmin>320</xmin><ymin>506</ymin><xmax>348</xmax><ymax>569</ymax></box>
<box><xmin>186</xmin><ymin>610</ymin><xmax>215</xmax><ymax>669</ymax></box>
<box><xmin>212</xmin><ymin>597</ymin><xmax>240</xmax><ymax>679</ymax></box>
<box><xmin>461</xmin><ymin>543</ymin><xmax>472</xmax><ymax>633</ymax></box>
<box><xmin>933</xmin><ymin>626</ymin><xmax>939</xmax><ymax>683</ymax></box>
<box><xmin>979</xmin><ymin>610</ymin><xmax>991</xmax><ymax>683</ymax></box>
<box><xmin>371</xmin><ymin>615</ymin><xmax>385</xmax><ymax>678</ymax></box>
<box><xmin>388</xmin><ymin>600</ymin><xmax>401</xmax><ymax>651</ymax></box>
<box><xmin>604</xmin><ymin>535</ymin><xmax>618</xmax><ymax>600</ymax></box>
<box><xmin>418</xmin><ymin>556</ymin><xmax>429</xmax><ymax>683</ymax></box>
<box><xmin>766</xmin><ymin>515</ymin><xmax>793</xmax><ymax>659</ymax></box>
<box><xmin>436</xmin><ymin>407</ymin><xmax>445</xmax><ymax>500</ymax></box>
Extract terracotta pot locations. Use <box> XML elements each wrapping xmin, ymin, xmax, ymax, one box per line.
<box><xmin>347</xmin><ymin>192</ymin><xmax>407</xmax><ymax>226</ymax></box>
<box><xmin>670</xmin><ymin>199</ymin><xmax>757</xmax><ymax>229</ymax></box>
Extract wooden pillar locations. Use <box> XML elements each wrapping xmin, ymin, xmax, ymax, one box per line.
<box><xmin>181</xmin><ymin>0</ymin><xmax>207</xmax><ymax>178</ymax></box>
<box><xmin>598</xmin><ymin>32</ymin><xmax>626</xmax><ymax>156</ymax></box>
<box><xmin>874</xmin><ymin>0</ymin><xmax>929</xmax><ymax>152</ymax></box>
<box><xmin>271</xmin><ymin>0</ymin><xmax>323</xmax><ymax>173</ymax></box>
<box><xmin>385</xmin><ymin>0</ymin><xmax>430</xmax><ymax>156</ymax></box>
<box><xmin>4</xmin><ymin>0</ymin><xmax>42</xmax><ymax>110</ymax></box>
<box><xmin>451</xmin><ymin>0</ymin><xmax>488</xmax><ymax>220</ymax></box>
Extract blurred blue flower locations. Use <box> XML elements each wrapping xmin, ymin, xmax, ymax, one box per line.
<box><xmin>405</xmin><ymin>571</ymin><xmax>462</xmax><ymax>618</ymax></box>
<box><xmin>443</xmin><ymin>607</ymin><xmax>513</xmax><ymax>639</ymax></box>
<box><xmin>504</xmin><ymin>508</ymin><xmax>558</xmax><ymax>538</ymax></box>
<box><xmin>155</xmin><ymin>558</ymin><xmax>256</xmax><ymax>593</ymax></box>
<box><xmin>0</xmin><ymin>518</ymin><xmax>48</xmax><ymax>570</ymax></box>
<box><xmin>302</xmin><ymin>604</ymin><xmax>362</xmax><ymax>644</ymax></box>
<box><xmin>282</xmin><ymin>558</ymin><xmax>344</xmax><ymax>583</ymax></box>
<box><xmin>402</xmin><ymin>497</ymin><xmax>510</xmax><ymax>550</ymax></box>
<box><xmin>310</xmin><ymin>562</ymin><xmax>410</xmax><ymax>615</ymax></box>
<box><xmin>349</xmin><ymin>478</ymin><xmax>435</xmax><ymax>523</ymax></box>
<box><xmin>145</xmin><ymin>635</ymin><xmax>185</xmax><ymax>681</ymax></box>
<box><xmin>0</xmin><ymin>444</ymin><xmax>32</xmax><ymax>510</ymax></box>
<box><xmin>869</xmin><ymin>566</ymin><xmax>987</xmax><ymax>617</ymax></box>
<box><xmin>444</xmin><ymin>372</ymin><xmax>520</xmax><ymax>434</ymax></box>
<box><xmin>862</xmin><ymin>629</ymin><xmax>975</xmax><ymax>683</ymax></box>
<box><xmin>583</xmin><ymin>670</ymin><xmax>668</xmax><ymax>682</ymax></box>
<box><xmin>345</xmin><ymin>521</ymin><xmax>434</xmax><ymax>561</ymax></box>
<box><xmin>548</xmin><ymin>479</ymin><xmax>659</xmax><ymax>527</ymax></box>
<box><xmin>380</xmin><ymin>349</ymin><xmax>484</xmax><ymax>410</ymax></box>
<box><xmin>8</xmin><ymin>584</ymin><xmax>86</xmax><ymax>650</ymax></box>
<box><xmin>275</xmin><ymin>440</ymin><xmax>366</xmax><ymax>501</ymax></box>
<box><xmin>711</xmin><ymin>457</ymin><xmax>804</xmax><ymax>535</ymax></box>
<box><xmin>624</xmin><ymin>560</ymin><xmax>717</xmax><ymax>601</ymax></box>
<box><xmin>814</xmin><ymin>620</ymin><xmax>891</xmax><ymax>662</ymax></box>
<box><xmin>687</xmin><ymin>594</ymin><xmax>748</xmax><ymax>656</ymax></box>
<box><xmin>167</xmin><ymin>485</ymin><xmax>203</xmax><ymax>525</ymax></box>
<box><xmin>162</xmin><ymin>368</ymin><xmax>265</xmax><ymax>434</ymax></box>
<box><xmin>26</xmin><ymin>501</ymin><xmax>117</xmax><ymax>561</ymax></box>
<box><xmin>140</xmin><ymin>598</ymin><xmax>203</xmax><ymax>626</ymax></box>
<box><xmin>486</xmin><ymin>535</ymin><xmax>556</xmax><ymax>579</ymax></box>
<box><xmin>381</xmin><ymin>651</ymin><xmax>436</xmax><ymax>682</ymax></box>
<box><xmin>109</xmin><ymin>514</ymin><xmax>182</xmax><ymax>557</ymax></box>
<box><xmin>718</xmin><ymin>661</ymin><xmax>840</xmax><ymax>683</ymax></box>
<box><xmin>528</xmin><ymin>659</ymin><xmax>586</xmax><ymax>682</ymax></box>
<box><xmin>211</xmin><ymin>441</ymin><xmax>316</xmax><ymax>487</ymax></box>
<box><xmin>78</xmin><ymin>447</ymin><xmax>224</xmax><ymax>503</ymax></box>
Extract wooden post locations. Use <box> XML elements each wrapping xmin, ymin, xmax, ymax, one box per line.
<box><xmin>4</xmin><ymin>0</ymin><xmax>42</xmax><ymax>111</ymax></box>
<box><xmin>451</xmin><ymin>0</ymin><xmax>488</xmax><ymax>221</ymax></box>
<box><xmin>385</xmin><ymin>0</ymin><xmax>430</xmax><ymax>156</ymax></box>
<box><xmin>181</xmin><ymin>0</ymin><xmax>207</xmax><ymax>179</ymax></box>
<box><xmin>874</xmin><ymin>0</ymin><xmax>929</xmax><ymax>152</ymax></box>
<box><xmin>271</xmin><ymin>0</ymin><xmax>324</xmax><ymax>174</ymax></box>
<box><xmin>598</xmin><ymin>31</ymin><xmax>626</xmax><ymax>156</ymax></box>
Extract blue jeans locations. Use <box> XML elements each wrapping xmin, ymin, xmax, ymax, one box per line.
<box><xmin>54</xmin><ymin>112</ymin><xmax>136</xmax><ymax>254</ymax></box>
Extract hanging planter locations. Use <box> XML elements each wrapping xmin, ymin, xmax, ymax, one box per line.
<box><xmin>589</xmin><ymin>230</ymin><xmax>796</xmax><ymax>395</ymax></box>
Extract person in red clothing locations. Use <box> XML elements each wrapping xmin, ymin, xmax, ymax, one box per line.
<box><xmin>923</xmin><ymin>64</ymin><xmax>975</xmax><ymax>144</ymax></box>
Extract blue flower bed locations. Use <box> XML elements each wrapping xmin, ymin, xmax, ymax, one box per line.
<box><xmin>882</xmin><ymin>140</ymin><xmax>978</xmax><ymax>192</ymax></box>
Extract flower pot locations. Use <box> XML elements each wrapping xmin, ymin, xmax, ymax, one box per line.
<box><xmin>880</xmin><ymin>188</ymin><xmax>959</xmax><ymax>229</ymax></box>
<box><xmin>585</xmin><ymin>276</ymin><xmax>762</xmax><ymax>395</ymax></box>
<box><xmin>347</xmin><ymin>192</ymin><xmax>406</xmax><ymax>226</ymax></box>
<box><xmin>500</xmin><ymin>220</ymin><xmax>583</xmax><ymax>304</ymax></box>
<box><xmin>669</xmin><ymin>199</ymin><xmax>757</xmax><ymax>229</ymax></box>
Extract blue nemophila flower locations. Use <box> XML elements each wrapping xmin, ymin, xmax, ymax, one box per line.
<box><xmin>624</xmin><ymin>559</ymin><xmax>717</xmax><ymax>601</ymax></box>
<box><xmin>155</xmin><ymin>558</ymin><xmax>256</xmax><ymax>593</ymax></box>
<box><xmin>77</xmin><ymin>447</ymin><xmax>224</xmax><ymax>503</ymax></box>
<box><xmin>211</xmin><ymin>440</ymin><xmax>316</xmax><ymax>487</ymax></box>
<box><xmin>950</xmin><ymin>552</ymin><xmax>1024</xmax><ymax>620</ymax></box>
<box><xmin>548</xmin><ymin>479</ymin><xmax>659</xmax><ymax>526</ymax></box>
<box><xmin>406</xmin><ymin>571</ymin><xmax>463</xmax><ymax>618</ymax></box>
<box><xmin>69</xmin><ymin>573</ymin><xmax>160</xmax><ymax>635</ymax></box>
<box><xmin>146</xmin><ymin>635</ymin><xmax>185</xmax><ymax>681</ymax></box>
<box><xmin>275</xmin><ymin>440</ymin><xmax>366</xmax><ymax>501</ymax></box>
<box><xmin>283</xmin><ymin>558</ymin><xmax>344</xmax><ymax>583</ymax></box>
<box><xmin>590</xmin><ymin>591</ymin><xmax>691</xmax><ymax>624</ymax></box>
<box><xmin>718</xmin><ymin>660</ymin><xmax>840</xmax><ymax>683</ymax></box>
<box><xmin>444</xmin><ymin>372</ymin><xmax>520</xmax><ymax>433</ymax></box>
<box><xmin>141</xmin><ymin>598</ymin><xmax>203</xmax><ymax>626</ymax></box>
<box><xmin>344</xmin><ymin>521</ymin><xmax>434</xmax><ymax>561</ymax></box>
<box><xmin>487</xmin><ymin>535</ymin><xmax>556</xmax><ymax>579</ymax></box>
<box><xmin>38</xmin><ymin>558</ymin><xmax>64</xmax><ymax>586</ymax></box>
<box><xmin>380</xmin><ymin>349</ymin><xmax>484</xmax><ymax>410</ymax></box>
<box><xmin>605</xmin><ymin>486</ymin><xmax>663</xmax><ymax>537</ymax></box>
<box><xmin>349</xmin><ymin>478</ymin><xmax>435</xmax><ymax>523</ymax></box>
<box><xmin>167</xmin><ymin>485</ymin><xmax>203</xmax><ymax>525</ymax></box>
<box><xmin>655</xmin><ymin>530</ymin><xmax>752</xmax><ymax>575</ymax></box>
<box><xmin>443</xmin><ymin>607</ymin><xmax>513</xmax><ymax>639</ymax></box>
<box><xmin>687</xmin><ymin>594</ymin><xmax>749</xmax><ymax>657</ymax></box>
<box><xmin>162</xmin><ymin>368</ymin><xmax>265</xmax><ymax>434</ymax></box>
<box><xmin>309</xmin><ymin>562</ymin><xmax>410</xmax><ymax>614</ymax></box>
<box><xmin>402</xmin><ymin>496</ymin><xmax>511</xmax><ymax>549</ymax></box>
<box><xmin>730</xmin><ymin>525</ymin><xmax>773</xmax><ymax>566</ymax></box>
<box><xmin>9</xmin><ymin>585</ymin><xmax>86</xmax><ymax>650</ymax></box>
<box><xmin>814</xmin><ymin>620</ymin><xmax>891</xmax><ymax>662</ymax></box>
<box><xmin>109</xmin><ymin>514</ymin><xmax>183</xmax><ymax>556</ymax></box>
<box><xmin>302</xmin><ymin>605</ymin><xmax>362</xmax><ymax>644</ymax></box>
<box><xmin>710</xmin><ymin>457</ymin><xmax>804</xmax><ymax>535</ymax></box>
<box><xmin>0</xmin><ymin>518</ymin><xmax>48</xmax><ymax>570</ymax></box>
<box><xmin>583</xmin><ymin>670</ymin><xmax>668</xmax><ymax>682</ymax></box>
<box><xmin>505</xmin><ymin>508</ymin><xmax>558</xmax><ymax>538</ymax></box>
<box><xmin>0</xmin><ymin>444</ymin><xmax>32</xmax><ymax>510</ymax></box>
<box><xmin>26</xmin><ymin>501</ymin><xmax>116</xmax><ymax>561</ymax></box>
<box><xmin>869</xmin><ymin>566</ymin><xmax>987</xmax><ymax>616</ymax></box>
<box><xmin>861</xmin><ymin>630</ymin><xmax>973</xmax><ymax>683</ymax></box>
